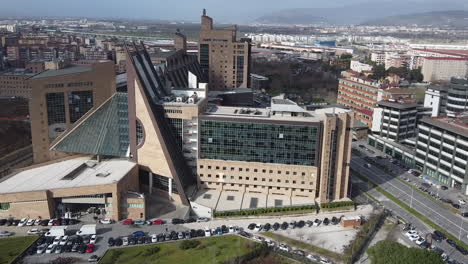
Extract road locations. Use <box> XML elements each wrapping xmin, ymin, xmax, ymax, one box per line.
<box><xmin>351</xmin><ymin>176</ymin><xmax>466</xmax><ymax>263</ymax></box>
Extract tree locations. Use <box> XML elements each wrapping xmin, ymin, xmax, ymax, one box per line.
<box><xmin>371</xmin><ymin>65</ymin><xmax>387</xmax><ymax>80</ymax></box>
<box><xmin>340</xmin><ymin>54</ymin><xmax>353</xmax><ymax>60</ymax></box>
<box><xmin>408</xmin><ymin>67</ymin><xmax>424</xmax><ymax>82</ymax></box>
<box><xmin>367</xmin><ymin>240</ymin><xmax>444</xmax><ymax>264</ymax></box>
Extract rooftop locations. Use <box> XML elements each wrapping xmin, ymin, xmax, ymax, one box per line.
<box><xmin>31</xmin><ymin>65</ymin><xmax>92</xmax><ymax>79</ymax></box>
<box><xmin>378</xmin><ymin>100</ymin><xmax>419</xmax><ymax>109</ymax></box>
<box><xmin>0</xmin><ymin>158</ymin><xmax>137</xmax><ymax>194</ymax></box>
<box><xmin>421</xmin><ymin>114</ymin><xmax>468</xmax><ymax>138</ymax></box>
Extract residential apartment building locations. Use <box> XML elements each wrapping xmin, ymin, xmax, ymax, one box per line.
<box><xmin>371</xmin><ymin>100</ymin><xmax>418</xmax><ymax>142</ymax></box>
<box><xmin>29</xmin><ymin>60</ymin><xmax>115</xmax><ymax>163</ymax></box>
<box><xmin>337</xmin><ymin>73</ymin><xmax>415</xmax><ymax>128</ymax></box>
<box><xmin>350</xmin><ymin>60</ymin><xmax>373</xmax><ymax>73</ymax></box>
<box><xmin>421</xmin><ymin>57</ymin><xmax>468</xmax><ymax>82</ymax></box>
<box><xmin>198</xmin><ymin>9</ymin><xmax>251</xmax><ymax>90</ymax></box>
<box><xmin>0</xmin><ymin>69</ymin><xmax>35</xmax><ymax>99</ymax></box>
<box><xmin>424</xmin><ymin>85</ymin><xmax>448</xmax><ymax>117</ymax></box>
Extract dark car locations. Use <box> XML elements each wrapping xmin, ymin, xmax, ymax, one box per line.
<box><xmin>136</xmin><ymin>236</ymin><xmax>144</xmax><ymax>244</ymax></box>
<box><xmin>247</xmin><ymin>223</ymin><xmax>256</xmax><ymax>230</ymax></box>
<box><xmin>5</xmin><ymin>219</ymin><xmax>12</xmax><ymax>226</ymax></box>
<box><xmin>190</xmin><ymin>229</ymin><xmax>197</xmax><ymax>238</ymax></box>
<box><xmin>61</xmin><ymin>219</ymin><xmax>69</xmax><ymax>226</ymax></box>
<box><xmin>331</xmin><ymin>217</ymin><xmax>339</xmax><ymax>225</ymax></box>
<box><xmin>132</xmin><ymin>231</ymin><xmax>145</xmax><ymax>237</ymax></box>
<box><xmin>281</xmin><ymin>222</ymin><xmax>288</xmax><ymax>230</ymax></box>
<box><xmin>115</xmin><ymin>238</ymin><xmax>123</xmax><ymax>246</ymax></box>
<box><xmin>440</xmin><ymin>185</ymin><xmax>448</xmax><ymax>190</ymax></box>
<box><xmin>27</xmin><ymin>246</ymin><xmax>36</xmax><ymax>255</ymax></box>
<box><xmin>78</xmin><ymin>244</ymin><xmax>87</xmax><ymax>254</ymax></box>
<box><xmin>64</xmin><ymin>244</ymin><xmax>72</xmax><ymax>252</ymax></box>
<box><xmin>197</xmin><ymin>229</ymin><xmax>205</xmax><ymax>237</ymax></box>
<box><xmin>323</xmin><ymin>218</ymin><xmax>330</xmax><ymax>225</ymax></box>
<box><xmin>433</xmin><ymin>230</ymin><xmax>446</xmax><ymax>240</ymax></box>
<box><xmin>185</xmin><ymin>231</ymin><xmax>192</xmax><ymax>239</ymax></box>
<box><xmin>171</xmin><ymin>218</ymin><xmax>185</xmax><ymax>224</ymax></box>
<box><xmin>215</xmin><ymin>227</ymin><xmax>222</xmax><ymax>235</ymax></box>
<box><xmin>157</xmin><ymin>233</ymin><xmax>165</xmax><ymax>242</ymax></box>
<box><xmin>273</xmin><ymin>222</ymin><xmax>280</xmax><ymax>230</ymax></box>
<box><xmin>452</xmin><ymin>204</ymin><xmax>460</xmax><ymax>209</ymax></box>
<box><xmin>12</xmin><ymin>219</ymin><xmax>20</xmax><ymax>226</ymax></box>
<box><xmin>446</xmin><ymin>239</ymin><xmax>457</xmax><ymax>248</ymax></box>
<box><xmin>462</xmin><ymin>212</ymin><xmax>468</xmax><ymax>217</ymax></box>
<box><xmin>69</xmin><ymin>219</ymin><xmax>78</xmax><ymax>225</ymax></box>
<box><xmin>456</xmin><ymin>245</ymin><xmax>468</xmax><ymax>255</ymax></box>
<box><xmin>0</xmin><ymin>219</ymin><xmax>6</xmax><ymax>225</ymax></box>
<box><xmin>185</xmin><ymin>218</ymin><xmax>196</xmax><ymax>223</ymax></box>
<box><xmin>108</xmin><ymin>237</ymin><xmax>115</xmax><ymax>247</ymax></box>
<box><xmin>165</xmin><ymin>233</ymin><xmax>172</xmax><ymax>241</ymax></box>
<box><xmin>297</xmin><ymin>220</ymin><xmax>305</xmax><ymax>228</ymax></box>
<box><xmin>82</xmin><ymin>235</ymin><xmax>91</xmax><ymax>244</ymax></box>
<box><xmin>72</xmin><ymin>243</ymin><xmax>80</xmax><ymax>252</ymax></box>
<box><xmin>40</xmin><ymin>220</ymin><xmax>49</xmax><ymax>226</ymax></box>
<box><xmin>221</xmin><ymin>225</ymin><xmax>229</xmax><ymax>233</ymax></box>
<box><xmin>171</xmin><ymin>232</ymin><xmax>178</xmax><ymax>240</ymax></box>
<box><xmin>419</xmin><ymin>241</ymin><xmax>429</xmax><ymax>249</ymax></box>
<box><xmin>432</xmin><ymin>233</ymin><xmax>443</xmax><ymax>242</ymax></box>
<box><xmin>306</xmin><ymin>220</ymin><xmax>313</xmax><ymax>227</ymax></box>
<box><xmin>239</xmin><ymin>231</ymin><xmax>251</xmax><ymax>238</ymax></box>
<box><xmin>263</xmin><ymin>223</ymin><xmax>271</xmax><ymax>231</ymax></box>
<box><xmin>145</xmin><ymin>236</ymin><xmax>152</xmax><ymax>244</ymax></box>
<box><xmin>128</xmin><ymin>237</ymin><xmax>136</xmax><ymax>245</ymax></box>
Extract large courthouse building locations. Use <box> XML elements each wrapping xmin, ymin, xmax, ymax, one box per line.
<box><xmin>0</xmin><ymin>16</ymin><xmax>354</xmax><ymax>220</ymax></box>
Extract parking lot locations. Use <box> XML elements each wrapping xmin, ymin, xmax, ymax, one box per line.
<box><xmin>0</xmin><ymin>205</ymin><xmax>373</xmax><ymax>263</ymax></box>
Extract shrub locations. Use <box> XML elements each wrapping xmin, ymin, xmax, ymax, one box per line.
<box><xmin>179</xmin><ymin>240</ymin><xmax>201</xmax><ymax>250</ymax></box>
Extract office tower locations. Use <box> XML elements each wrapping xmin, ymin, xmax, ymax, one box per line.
<box><xmin>199</xmin><ymin>9</ymin><xmax>251</xmax><ymax>90</ymax></box>
<box><xmin>29</xmin><ymin>61</ymin><xmax>116</xmax><ymax>163</ymax></box>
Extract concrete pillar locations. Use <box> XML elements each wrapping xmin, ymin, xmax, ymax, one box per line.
<box><xmin>149</xmin><ymin>172</ymin><xmax>153</xmax><ymax>194</ymax></box>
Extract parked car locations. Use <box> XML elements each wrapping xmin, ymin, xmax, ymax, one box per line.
<box><xmin>34</xmin><ymin>219</ymin><xmax>42</xmax><ymax>226</ymax></box>
<box><xmin>37</xmin><ymin>244</ymin><xmax>48</xmax><ymax>254</ymax></box>
<box><xmin>273</xmin><ymin>222</ymin><xmax>280</xmax><ymax>230</ymax></box>
<box><xmin>132</xmin><ymin>231</ymin><xmax>145</xmax><ymax>237</ymax></box>
<box><xmin>456</xmin><ymin>245</ymin><xmax>468</xmax><ymax>255</ymax></box>
<box><xmin>0</xmin><ymin>219</ymin><xmax>6</xmax><ymax>225</ymax></box>
<box><xmin>122</xmin><ymin>237</ymin><xmax>129</xmax><ymax>246</ymax></box>
<box><xmin>408</xmin><ymin>234</ymin><xmax>420</xmax><ymax>241</ymax></box>
<box><xmin>307</xmin><ymin>254</ymin><xmax>320</xmax><ymax>262</ymax></box>
<box><xmin>178</xmin><ymin>232</ymin><xmax>185</xmax><ymax>240</ymax></box>
<box><xmin>172</xmin><ymin>218</ymin><xmax>185</xmax><ymax>224</ymax></box>
<box><xmin>134</xmin><ymin>219</ymin><xmax>145</xmax><ymax>225</ymax></box>
<box><xmin>221</xmin><ymin>225</ymin><xmax>229</xmax><ymax>233</ymax></box>
<box><xmin>247</xmin><ymin>223</ymin><xmax>256</xmax><ymax>230</ymax></box>
<box><xmin>331</xmin><ymin>216</ymin><xmax>339</xmax><ymax>225</ymax></box>
<box><xmin>26</xmin><ymin>219</ymin><xmax>35</xmax><ymax>226</ymax></box>
<box><xmin>60</xmin><ymin>236</ymin><xmax>69</xmax><ymax>246</ymax></box>
<box><xmin>85</xmin><ymin>244</ymin><xmax>95</xmax><ymax>253</ymax></box>
<box><xmin>18</xmin><ymin>218</ymin><xmax>28</xmax><ymax>227</ymax></box>
<box><xmin>278</xmin><ymin>243</ymin><xmax>290</xmax><ymax>252</ymax></box>
<box><xmin>55</xmin><ymin>245</ymin><xmax>63</xmax><ymax>254</ymax></box>
<box><xmin>459</xmin><ymin>199</ymin><xmax>466</xmax><ymax>205</ymax></box>
<box><xmin>0</xmin><ymin>230</ymin><xmax>12</xmax><ymax>237</ymax></box>
<box><xmin>415</xmin><ymin>237</ymin><xmax>426</xmax><ymax>245</ymax></box>
<box><xmin>152</xmin><ymin>219</ymin><xmax>164</xmax><ymax>225</ymax></box>
<box><xmin>441</xmin><ymin>186</ymin><xmax>448</xmax><ymax>190</ymax></box>
<box><xmin>323</xmin><ymin>218</ymin><xmax>330</xmax><ymax>225</ymax></box>
<box><xmin>122</xmin><ymin>219</ymin><xmax>133</xmax><ymax>225</ymax></box>
<box><xmin>88</xmin><ymin>255</ymin><xmax>100</xmax><ymax>262</ymax></box>
<box><xmin>254</xmin><ymin>224</ymin><xmax>262</xmax><ymax>232</ymax></box>
<box><xmin>197</xmin><ymin>217</ymin><xmax>210</xmax><ymax>222</ymax></box>
<box><xmin>289</xmin><ymin>221</ymin><xmax>297</xmax><ymax>229</ymax></box>
<box><xmin>204</xmin><ymin>228</ymin><xmax>212</xmax><ymax>237</ymax></box>
<box><xmin>433</xmin><ymin>230</ymin><xmax>446</xmax><ymax>240</ymax></box>
<box><xmin>90</xmin><ymin>235</ymin><xmax>97</xmax><ymax>244</ymax></box>
<box><xmin>46</xmin><ymin>244</ymin><xmax>56</xmax><ymax>254</ymax></box>
<box><xmin>108</xmin><ymin>237</ymin><xmax>115</xmax><ymax>247</ymax></box>
<box><xmin>462</xmin><ymin>212</ymin><xmax>468</xmax><ymax>218</ymax></box>
<box><xmin>313</xmin><ymin>219</ymin><xmax>321</xmax><ymax>226</ymax></box>
<box><xmin>297</xmin><ymin>220</ymin><xmax>305</xmax><ymax>228</ymax></box>
<box><xmin>53</xmin><ymin>236</ymin><xmax>62</xmax><ymax>245</ymax></box>
<box><xmin>28</xmin><ymin>228</ymin><xmax>44</xmax><ymax>235</ymax></box>
<box><xmin>306</xmin><ymin>220</ymin><xmax>313</xmax><ymax>227</ymax></box>
<box><xmin>100</xmin><ymin>218</ymin><xmax>113</xmax><ymax>224</ymax></box>
<box><xmin>292</xmin><ymin>249</ymin><xmax>306</xmax><ymax>257</ymax></box>
<box><xmin>281</xmin><ymin>222</ymin><xmax>288</xmax><ymax>230</ymax></box>
<box><xmin>446</xmin><ymin>239</ymin><xmax>457</xmax><ymax>248</ymax></box>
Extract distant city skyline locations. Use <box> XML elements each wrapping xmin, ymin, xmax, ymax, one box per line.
<box><xmin>1</xmin><ymin>0</ymin><xmax>468</xmax><ymax>23</ymax></box>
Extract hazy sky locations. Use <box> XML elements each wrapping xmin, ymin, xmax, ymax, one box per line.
<box><xmin>0</xmin><ymin>0</ymin><xmax>372</xmax><ymax>21</ymax></box>
<box><xmin>1</xmin><ymin>0</ymin><xmax>466</xmax><ymax>23</ymax></box>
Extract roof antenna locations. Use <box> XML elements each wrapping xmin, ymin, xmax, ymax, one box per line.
<box><xmin>203</xmin><ymin>8</ymin><xmax>206</xmax><ymax>16</ymax></box>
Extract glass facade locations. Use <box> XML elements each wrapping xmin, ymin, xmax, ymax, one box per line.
<box><xmin>68</xmin><ymin>90</ymin><xmax>93</xmax><ymax>123</ymax></box>
<box><xmin>168</xmin><ymin>118</ymin><xmax>183</xmax><ymax>149</ymax></box>
<box><xmin>46</xmin><ymin>92</ymin><xmax>66</xmax><ymax>140</ymax></box>
<box><xmin>199</xmin><ymin>44</ymin><xmax>209</xmax><ymax>80</ymax></box>
<box><xmin>199</xmin><ymin>119</ymin><xmax>320</xmax><ymax>166</ymax></box>
<box><xmin>136</xmin><ymin>120</ymin><xmax>144</xmax><ymax>146</ymax></box>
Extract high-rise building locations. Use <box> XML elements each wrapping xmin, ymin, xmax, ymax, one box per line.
<box><xmin>198</xmin><ymin>9</ymin><xmax>251</xmax><ymax>90</ymax></box>
<box><xmin>371</xmin><ymin>100</ymin><xmax>419</xmax><ymax>142</ymax></box>
<box><xmin>424</xmin><ymin>78</ymin><xmax>468</xmax><ymax>117</ymax></box>
<box><xmin>29</xmin><ymin>61</ymin><xmax>115</xmax><ymax>163</ymax></box>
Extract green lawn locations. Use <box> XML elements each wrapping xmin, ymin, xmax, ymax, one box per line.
<box><xmin>262</xmin><ymin>232</ymin><xmax>343</xmax><ymax>262</ymax></box>
<box><xmin>100</xmin><ymin>235</ymin><xmax>259</xmax><ymax>264</ymax></box>
<box><xmin>0</xmin><ymin>236</ymin><xmax>38</xmax><ymax>264</ymax></box>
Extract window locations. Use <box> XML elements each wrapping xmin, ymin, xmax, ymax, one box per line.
<box><xmin>68</xmin><ymin>90</ymin><xmax>93</xmax><ymax>123</ymax></box>
<box><xmin>208</xmin><ymin>166</ymin><xmax>212</xmax><ymax>169</ymax></box>
<box><xmin>216</xmin><ymin>166</ymin><xmax>220</xmax><ymax>169</ymax></box>
<box><xmin>277</xmin><ymin>179</ymin><xmax>281</xmax><ymax>183</ymax></box>
<box><xmin>262</xmin><ymin>178</ymin><xmax>265</xmax><ymax>182</ymax></box>
<box><xmin>254</xmin><ymin>169</ymin><xmax>258</xmax><ymax>172</ymax></box>
<box><xmin>136</xmin><ymin>120</ymin><xmax>144</xmax><ymax>146</ymax></box>
<box><xmin>200</xmin><ymin>165</ymin><xmax>204</xmax><ymax>169</ymax></box>
<box><xmin>254</xmin><ymin>177</ymin><xmax>257</xmax><ymax>181</ymax></box>
<box><xmin>262</xmin><ymin>169</ymin><xmax>266</xmax><ymax>173</ymax></box>
<box><xmin>246</xmin><ymin>177</ymin><xmax>250</xmax><ymax>180</ymax></box>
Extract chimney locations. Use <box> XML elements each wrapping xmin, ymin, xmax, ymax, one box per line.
<box><xmin>201</xmin><ymin>9</ymin><xmax>213</xmax><ymax>31</ymax></box>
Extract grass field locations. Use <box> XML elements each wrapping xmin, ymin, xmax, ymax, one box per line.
<box><xmin>0</xmin><ymin>236</ymin><xmax>38</xmax><ymax>264</ymax></box>
<box><xmin>100</xmin><ymin>235</ymin><xmax>261</xmax><ymax>264</ymax></box>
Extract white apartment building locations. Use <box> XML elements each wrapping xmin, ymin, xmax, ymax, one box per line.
<box><xmin>350</xmin><ymin>60</ymin><xmax>373</xmax><ymax>73</ymax></box>
<box><xmin>424</xmin><ymin>85</ymin><xmax>448</xmax><ymax>117</ymax></box>
<box><xmin>371</xmin><ymin>100</ymin><xmax>418</xmax><ymax>142</ymax></box>
<box><xmin>421</xmin><ymin>57</ymin><xmax>468</xmax><ymax>82</ymax></box>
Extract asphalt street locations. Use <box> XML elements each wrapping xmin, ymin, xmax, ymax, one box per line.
<box><xmin>351</xmin><ymin>157</ymin><xmax>468</xmax><ymax>243</ymax></box>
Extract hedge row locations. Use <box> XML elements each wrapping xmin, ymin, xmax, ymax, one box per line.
<box><xmin>320</xmin><ymin>201</ymin><xmax>355</xmax><ymax>209</ymax></box>
<box><xmin>214</xmin><ymin>205</ymin><xmax>317</xmax><ymax>217</ymax></box>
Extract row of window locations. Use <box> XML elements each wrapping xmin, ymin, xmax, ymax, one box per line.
<box><xmin>200</xmin><ymin>181</ymin><xmax>313</xmax><ymax>192</ymax></box>
<box><xmin>199</xmin><ymin>173</ymin><xmax>313</xmax><ymax>184</ymax></box>
<box><xmin>121</xmin><ymin>203</ymin><xmax>144</xmax><ymax>208</ymax></box>
<box><xmin>200</xmin><ymin>165</ymin><xmax>308</xmax><ymax>176</ymax></box>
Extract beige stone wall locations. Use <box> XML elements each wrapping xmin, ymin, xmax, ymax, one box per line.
<box><xmin>0</xmin><ymin>200</ymin><xmax>52</xmax><ymax>219</ymax></box>
<box><xmin>30</xmin><ymin>61</ymin><xmax>116</xmax><ymax>163</ymax></box>
<box><xmin>197</xmin><ymin>159</ymin><xmax>317</xmax><ymax>198</ymax></box>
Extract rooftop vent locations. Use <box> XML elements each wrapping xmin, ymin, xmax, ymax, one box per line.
<box><xmin>96</xmin><ymin>172</ymin><xmax>111</xmax><ymax>177</ymax></box>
